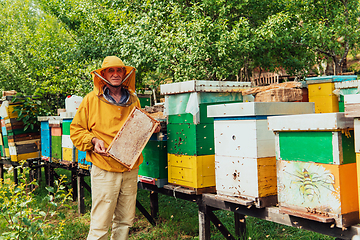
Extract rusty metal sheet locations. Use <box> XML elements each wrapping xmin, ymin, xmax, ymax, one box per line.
<box><xmin>106</xmin><ymin>107</ymin><xmax>159</xmax><ymax>169</ymax></box>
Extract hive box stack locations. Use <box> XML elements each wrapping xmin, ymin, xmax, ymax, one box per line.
<box><xmin>344</xmin><ymin>94</ymin><xmax>360</xmax><ymax>220</ymax></box>
<box><xmin>306</xmin><ymin>75</ymin><xmax>357</xmax><ymax>113</ymax></box>
<box><xmin>335</xmin><ymin>78</ymin><xmax>360</xmax><ymax>112</ymax></box>
<box><xmin>1</xmin><ymin>117</ymin><xmax>9</xmax><ymax>158</ymax></box>
<box><xmin>268</xmin><ymin>113</ymin><xmax>358</xmax><ymax>227</ymax></box>
<box><xmin>207</xmin><ymin>102</ymin><xmax>314</xmax><ymax>208</ymax></box>
<box><xmin>2</xmin><ymin>99</ymin><xmax>40</xmax><ymax>162</ymax></box>
<box><xmin>49</xmin><ymin>118</ymin><xmax>62</xmax><ymax>163</ymax></box>
<box><xmin>160</xmin><ymin>80</ymin><xmax>251</xmax><ymax>193</ymax></box>
<box><xmin>38</xmin><ymin>116</ymin><xmax>61</xmax><ymax>162</ymax></box>
<box><xmin>61</xmin><ymin>118</ymin><xmax>77</xmax><ymax>166</ymax></box>
<box><xmin>138</xmin><ymin>119</ymin><xmax>168</xmax><ymax>187</ymax></box>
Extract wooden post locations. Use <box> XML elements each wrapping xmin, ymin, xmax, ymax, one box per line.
<box><xmin>29</xmin><ymin>168</ymin><xmax>35</xmax><ymax>191</ymax></box>
<box><xmin>0</xmin><ymin>162</ymin><xmax>3</xmax><ymax>183</ymax></box>
<box><xmin>71</xmin><ymin>170</ymin><xmax>78</xmax><ymax>202</ymax></box>
<box><xmin>234</xmin><ymin>212</ymin><xmax>246</xmax><ymax>240</ymax></box>
<box><xmin>198</xmin><ymin>202</ymin><xmax>210</xmax><ymax>240</ymax></box>
<box><xmin>13</xmin><ymin>167</ymin><xmax>18</xmax><ymax>185</ymax></box>
<box><xmin>150</xmin><ymin>191</ymin><xmax>159</xmax><ymax>219</ymax></box>
<box><xmin>77</xmin><ymin>174</ymin><xmax>85</xmax><ymax>214</ymax></box>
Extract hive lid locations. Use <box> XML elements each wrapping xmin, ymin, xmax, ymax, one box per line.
<box><xmin>207</xmin><ymin>102</ymin><xmax>314</xmax><ymax>118</ymax></box>
<box><xmin>37</xmin><ymin>116</ymin><xmax>62</xmax><ymax>122</ymax></box>
<box><xmin>268</xmin><ymin>112</ymin><xmax>354</xmax><ymax>131</ymax></box>
<box><xmin>160</xmin><ymin>80</ymin><xmax>251</xmax><ymax>95</ymax></box>
<box><xmin>306</xmin><ymin>75</ymin><xmax>357</xmax><ymax>84</ymax></box>
<box><xmin>335</xmin><ymin>80</ymin><xmax>360</xmax><ymax>90</ymax></box>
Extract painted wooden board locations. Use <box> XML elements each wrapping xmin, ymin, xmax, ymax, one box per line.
<box><xmin>77</xmin><ymin>149</ymin><xmax>92</xmax><ymax>169</ymax></box>
<box><xmin>51</xmin><ymin>127</ymin><xmax>62</xmax><ymax>137</ymax></box>
<box><xmin>62</xmin><ymin>147</ymin><xmax>74</xmax><ymax>162</ymax></box>
<box><xmin>167</xmin><ymin>123</ymin><xmax>214</xmax><ymax>156</ymax></box>
<box><xmin>61</xmin><ymin>119</ymin><xmax>72</xmax><ymax>135</ymax></box>
<box><xmin>167</xmin><ymin>153</ymin><xmax>215</xmax><ymax>189</ymax></box>
<box><xmin>139</xmin><ymin>140</ymin><xmax>167</xmax><ymax>179</ymax></box>
<box><xmin>61</xmin><ymin>135</ymin><xmax>74</xmax><ymax>148</ymax></box>
<box><xmin>277</xmin><ymin>160</ymin><xmax>358</xmax><ymax>227</ymax></box>
<box><xmin>215</xmin><ymin>155</ymin><xmax>277</xmax><ymax>200</ymax></box>
<box><xmin>160</xmin><ymin>80</ymin><xmax>251</xmax><ymax>95</ymax></box>
<box><xmin>107</xmin><ymin>107</ymin><xmax>159</xmax><ymax>169</ymax></box>
<box><xmin>275</xmin><ymin>131</ymin><xmax>355</xmax><ymax>165</ymax></box>
<box><xmin>268</xmin><ymin>112</ymin><xmax>354</xmax><ymax>131</ymax></box>
<box><xmin>51</xmin><ymin>135</ymin><xmax>62</xmax><ymax>163</ymax></box>
<box><xmin>214</xmin><ymin>119</ymin><xmax>275</xmax><ymax>158</ymax></box>
<box><xmin>10</xmin><ymin>152</ymin><xmax>40</xmax><ymax>162</ymax></box>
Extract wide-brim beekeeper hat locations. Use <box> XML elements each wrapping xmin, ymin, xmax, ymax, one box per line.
<box><xmin>91</xmin><ymin>56</ymin><xmax>136</xmax><ymax>93</ymax></box>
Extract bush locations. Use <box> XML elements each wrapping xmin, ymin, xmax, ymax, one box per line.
<box><xmin>0</xmin><ymin>162</ymin><xmax>72</xmax><ymax>239</ymax></box>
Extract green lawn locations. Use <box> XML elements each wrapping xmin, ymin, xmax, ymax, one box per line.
<box><xmin>0</xmin><ymin>167</ymin><xmax>336</xmax><ymax>240</ymax></box>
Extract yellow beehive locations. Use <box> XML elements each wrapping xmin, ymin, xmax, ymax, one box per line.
<box><xmin>308</xmin><ymin>82</ymin><xmax>339</xmax><ymax>113</ymax></box>
<box><xmin>167</xmin><ymin>153</ymin><xmax>215</xmax><ymax>189</ymax></box>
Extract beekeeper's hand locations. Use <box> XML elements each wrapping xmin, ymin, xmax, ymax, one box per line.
<box><xmin>92</xmin><ymin>137</ymin><xmax>109</xmax><ymax>156</ymax></box>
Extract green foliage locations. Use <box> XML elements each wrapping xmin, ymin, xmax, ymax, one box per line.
<box><xmin>0</xmin><ymin>163</ymin><xmax>72</xmax><ymax>239</ymax></box>
<box><xmin>1</xmin><ymin>0</ymin><xmax>360</xmax><ymax>113</ymax></box>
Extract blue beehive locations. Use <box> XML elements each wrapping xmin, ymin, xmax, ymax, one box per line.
<box><xmin>77</xmin><ymin>149</ymin><xmax>92</xmax><ymax>170</ymax></box>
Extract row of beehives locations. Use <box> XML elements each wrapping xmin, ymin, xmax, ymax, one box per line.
<box><xmin>37</xmin><ymin>116</ymin><xmax>91</xmax><ymax>170</ymax></box>
<box><xmin>153</xmin><ymin>78</ymin><xmax>360</xmax><ymax>229</ymax></box>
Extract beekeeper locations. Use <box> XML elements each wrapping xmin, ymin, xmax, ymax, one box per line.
<box><xmin>70</xmin><ymin>56</ymin><xmax>150</xmax><ymax>240</ymax></box>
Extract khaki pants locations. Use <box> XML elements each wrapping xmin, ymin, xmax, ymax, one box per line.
<box><xmin>87</xmin><ymin>165</ymin><xmax>138</xmax><ymax>240</ymax></box>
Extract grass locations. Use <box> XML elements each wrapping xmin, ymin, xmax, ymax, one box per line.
<box><xmin>0</xmin><ymin>167</ymin><xmax>336</xmax><ymax>240</ymax></box>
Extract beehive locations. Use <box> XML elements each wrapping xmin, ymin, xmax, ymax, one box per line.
<box><xmin>208</xmin><ymin>102</ymin><xmax>315</xmax><ymax>207</ymax></box>
<box><xmin>344</xmin><ymin>94</ymin><xmax>360</xmax><ymax>220</ymax></box>
<box><xmin>161</xmin><ymin>81</ymin><xmax>252</xmax><ymax>191</ymax></box>
<box><xmin>38</xmin><ymin>116</ymin><xmax>61</xmax><ymax>162</ymax></box>
<box><xmin>335</xmin><ymin>80</ymin><xmax>360</xmax><ymax>112</ymax></box>
<box><xmin>49</xmin><ymin>118</ymin><xmax>62</xmax><ymax>163</ymax></box>
<box><xmin>2</xmin><ymin>99</ymin><xmax>40</xmax><ymax>162</ymax></box>
<box><xmin>1</xmin><ymin>118</ymin><xmax>9</xmax><ymax>158</ymax></box>
<box><xmin>268</xmin><ymin>112</ymin><xmax>358</xmax><ymax>227</ymax></box>
<box><xmin>306</xmin><ymin>75</ymin><xmax>356</xmax><ymax>113</ymax></box>
<box><xmin>77</xmin><ymin>149</ymin><xmax>91</xmax><ymax>170</ymax></box>
<box><xmin>61</xmin><ymin>118</ymin><xmax>76</xmax><ymax>165</ymax></box>
<box><xmin>138</xmin><ymin>120</ymin><xmax>168</xmax><ymax>187</ymax></box>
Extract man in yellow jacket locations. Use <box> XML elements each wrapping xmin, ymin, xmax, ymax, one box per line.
<box><xmin>70</xmin><ymin>56</ymin><xmax>144</xmax><ymax>240</ymax></box>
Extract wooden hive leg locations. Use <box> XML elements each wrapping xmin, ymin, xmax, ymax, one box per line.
<box><xmin>198</xmin><ymin>202</ymin><xmax>210</xmax><ymax>240</ymax></box>
<box><xmin>235</xmin><ymin>212</ymin><xmax>246</xmax><ymax>240</ymax></box>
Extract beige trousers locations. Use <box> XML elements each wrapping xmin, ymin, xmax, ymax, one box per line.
<box><xmin>87</xmin><ymin>165</ymin><xmax>138</xmax><ymax>240</ymax></box>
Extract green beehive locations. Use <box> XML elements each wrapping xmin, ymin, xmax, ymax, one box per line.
<box><xmin>167</xmin><ymin>123</ymin><xmax>214</xmax><ymax>156</ymax></box>
<box><xmin>139</xmin><ymin>140</ymin><xmax>167</xmax><ymax>179</ymax></box>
